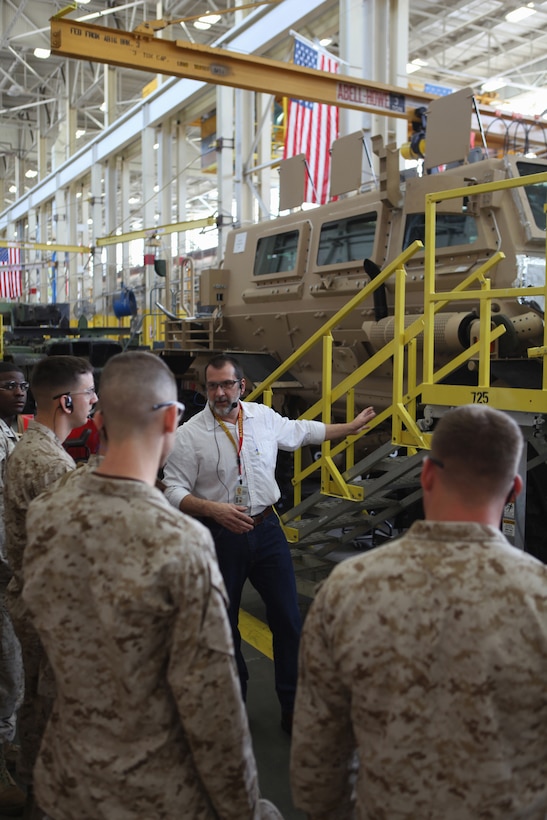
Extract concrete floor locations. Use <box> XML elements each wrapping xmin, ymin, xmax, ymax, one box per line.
<box><xmin>243</xmin><ymin>639</ymin><xmax>305</xmax><ymax>820</ymax></box>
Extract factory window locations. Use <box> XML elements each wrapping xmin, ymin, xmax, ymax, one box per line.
<box><xmin>317</xmin><ymin>213</ymin><xmax>377</xmax><ymax>266</ymax></box>
<box><xmin>403</xmin><ymin>213</ymin><xmax>478</xmax><ymax>250</ymax></box>
<box><xmin>517</xmin><ymin>161</ymin><xmax>547</xmax><ymax>230</ymax></box>
<box><xmin>254</xmin><ymin>230</ymin><xmax>300</xmax><ymax>275</ymax></box>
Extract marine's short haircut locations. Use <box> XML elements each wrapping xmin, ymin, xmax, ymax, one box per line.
<box><xmin>0</xmin><ymin>362</ymin><xmax>24</xmax><ymax>376</ymax></box>
<box><xmin>431</xmin><ymin>405</ymin><xmax>523</xmax><ymax>500</ymax></box>
<box><xmin>30</xmin><ymin>355</ymin><xmax>93</xmax><ymax>399</ymax></box>
<box><xmin>98</xmin><ymin>351</ymin><xmax>176</xmax><ymax>434</ymax></box>
<box><xmin>205</xmin><ymin>354</ymin><xmax>244</xmax><ymax>382</ymax></box>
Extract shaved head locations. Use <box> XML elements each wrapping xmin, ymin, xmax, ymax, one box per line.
<box><xmin>98</xmin><ymin>352</ymin><xmax>176</xmax><ymax>438</ymax></box>
<box><xmin>430</xmin><ymin>405</ymin><xmax>523</xmax><ymax>503</ymax></box>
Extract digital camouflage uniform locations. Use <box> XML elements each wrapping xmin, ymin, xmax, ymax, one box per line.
<box><xmin>23</xmin><ymin>471</ymin><xmax>281</xmax><ymax>820</ymax></box>
<box><xmin>4</xmin><ymin>420</ymin><xmax>76</xmax><ymax>782</ymax></box>
<box><xmin>291</xmin><ymin>520</ymin><xmax>547</xmax><ymax>820</ymax></box>
<box><xmin>0</xmin><ymin>417</ymin><xmax>23</xmax><ymax>742</ymax></box>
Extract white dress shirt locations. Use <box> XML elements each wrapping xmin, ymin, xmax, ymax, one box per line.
<box><xmin>163</xmin><ymin>402</ymin><xmax>325</xmax><ymax>516</ymax></box>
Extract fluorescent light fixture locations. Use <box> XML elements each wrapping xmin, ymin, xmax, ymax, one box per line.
<box><xmin>25</xmin><ymin>169</ymin><xmax>38</xmax><ymax>178</ymax></box>
<box><xmin>505</xmin><ymin>4</ymin><xmax>536</xmax><ymax>22</ymax></box>
<box><xmin>481</xmin><ymin>77</ymin><xmax>506</xmax><ymax>93</ymax></box>
<box><xmin>194</xmin><ymin>13</ymin><xmax>221</xmax><ymax>30</ymax></box>
<box><xmin>76</xmin><ymin>129</ymin><xmax>86</xmax><ymax>139</ymax></box>
<box><xmin>34</xmin><ymin>48</ymin><xmax>50</xmax><ymax>59</ymax></box>
<box><xmin>407</xmin><ymin>58</ymin><xmax>428</xmax><ymax>74</ymax></box>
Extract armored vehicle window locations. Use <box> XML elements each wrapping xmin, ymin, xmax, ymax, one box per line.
<box><xmin>317</xmin><ymin>214</ymin><xmax>377</xmax><ymax>266</ymax></box>
<box><xmin>403</xmin><ymin>213</ymin><xmax>478</xmax><ymax>249</ymax></box>
<box><xmin>517</xmin><ymin>161</ymin><xmax>547</xmax><ymax>230</ymax></box>
<box><xmin>254</xmin><ymin>230</ymin><xmax>300</xmax><ymax>276</ymax></box>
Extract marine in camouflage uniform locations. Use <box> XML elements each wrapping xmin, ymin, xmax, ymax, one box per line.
<box><xmin>4</xmin><ymin>356</ymin><xmax>96</xmax><ymax>801</ymax></box>
<box><xmin>0</xmin><ymin>415</ymin><xmax>23</xmax><ymax>744</ymax></box>
<box><xmin>22</xmin><ymin>351</ymin><xmax>282</xmax><ymax>820</ymax></box>
<box><xmin>4</xmin><ymin>421</ymin><xmax>76</xmax><ymax>784</ymax></box>
<box><xmin>291</xmin><ymin>406</ymin><xmax>547</xmax><ymax>820</ymax></box>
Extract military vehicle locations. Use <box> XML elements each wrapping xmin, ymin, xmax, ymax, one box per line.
<box><xmin>157</xmin><ymin>89</ymin><xmax>547</xmax><ymax>573</ymax></box>
<box><xmin>164</xmin><ymin>89</ymin><xmax>547</xmax><ymax>416</ymax></box>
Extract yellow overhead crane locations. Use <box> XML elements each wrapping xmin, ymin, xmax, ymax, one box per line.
<box><xmin>50</xmin><ymin>6</ymin><xmax>547</xmax><ymax>152</ymax></box>
<box><xmin>0</xmin><ymin>217</ymin><xmax>216</xmax><ymax>256</ymax></box>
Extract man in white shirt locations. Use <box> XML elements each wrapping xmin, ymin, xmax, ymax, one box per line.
<box><xmin>163</xmin><ymin>354</ymin><xmax>375</xmax><ymax>733</ymax></box>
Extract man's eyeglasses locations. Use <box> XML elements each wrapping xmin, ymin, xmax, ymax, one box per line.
<box><xmin>0</xmin><ymin>381</ymin><xmax>29</xmax><ymax>391</ymax></box>
<box><xmin>152</xmin><ymin>401</ymin><xmax>185</xmax><ymax>421</ymax></box>
<box><xmin>426</xmin><ymin>455</ymin><xmax>445</xmax><ymax>469</ymax></box>
<box><xmin>206</xmin><ymin>379</ymin><xmax>241</xmax><ymax>392</ymax></box>
<box><xmin>52</xmin><ymin>388</ymin><xmax>97</xmax><ymax>400</ymax></box>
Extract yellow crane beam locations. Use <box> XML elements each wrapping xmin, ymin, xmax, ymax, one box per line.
<box><xmin>1</xmin><ymin>218</ymin><xmax>215</xmax><ymax>254</ymax></box>
<box><xmin>49</xmin><ymin>13</ymin><xmax>547</xmax><ymax>149</ymax></box>
<box><xmin>95</xmin><ymin>216</ymin><xmax>216</xmax><ymax>247</ymax></box>
<box><xmin>0</xmin><ymin>239</ymin><xmax>89</xmax><ymax>254</ymax></box>
<box><xmin>50</xmin><ymin>15</ymin><xmax>434</xmax><ymax>121</ymax></box>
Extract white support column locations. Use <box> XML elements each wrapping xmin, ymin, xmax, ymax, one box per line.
<box><xmin>340</xmin><ymin>0</ymin><xmax>409</xmax><ymax>178</ymax></box>
<box><xmin>216</xmin><ymin>84</ymin><xmax>235</xmax><ymax>255</ymax></box>
<box><xmin>90</xmin><ymin>165</ymin><xmax>105</xmax><ymax>314</ymax></box>
<box><xmin>175</xmin><ymin>119</ymin><xmax>188</xmax><ymax>314</ymax></box>
<box><xmin>258</xmin><ymin>93</ymin><xmax>273</xmax><ymax>220</ymax></box>
<box><xmin>27</xmin><ymin>208</ymin><xmax>40</xmax><ymax>302</ymax></box>
<box><xmin>103</xmin><ymin>157</ymin><xmax>118</xmax><ymax>302</ymax></box>
<box><xmin>104</xmin><ymin>65</ymin><xmax>117</xmax><ymax>128</ymax></box>
<box><xmin>120</xmin><ymin>157</ymin><xmax>131</xmax><ymax>276</ymax></box>
<box><xmin>38</xmin><ymin>203</ymin><xmax>49</xmax><ymax>302</ymax></box>
<box><xmin>37</xmin><ymin>105</ymin><xmax>48</xmax><ymax>181</ymax></box>
<box><xmin>389</xmin><ymin>0</ymin><xmax>410</xmax><ymax>153</ymax></box>
<box><xmin>53</xmin><ymin>187</ymin><xmax>68</xmax><ymax>303</ymax></box>
<box><xmin>142</xmin><ymin>126</ymin><xmax>157</xmax><ymax>311</ymax></box>
<box><xmin>234</xmin><ymin>89</ymin><xmax>254</xmax><ymax>226</ymax></box>
<box><xmin>67</xmin><ymin>106</ymin><xmax>77</xmax><ymax>159</ymax></box>
<box><xmin>66</xmin><ymin>182</ymin><xmax>79</xmax><ymax>302</ymax></box>
<box><xmin>339</xmin><ymin>0</ymin><xmax>368</xmax><ymax>139</ymax></box>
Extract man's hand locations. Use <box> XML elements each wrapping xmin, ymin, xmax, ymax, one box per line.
<box><xmin>324</xmin><ymin>405</ymin><xmax>376</xmax><ymax>441</ymax></box>
<box><xmin>348</xmin><ymin>406</ymin><xmax>376</xmax><ymax>435</ymax></box>
<box><xmin>212</xmin><ymin>502</ymin><xmax>255</xmax><ymax>534</ymax></box>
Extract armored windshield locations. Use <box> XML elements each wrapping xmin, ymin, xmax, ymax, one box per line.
<box><xmin>254</xmin><ymin>230</ymin><xmax>300</xmax><ymax>275</ymax></box>
<box><xmin>402</xmin><ymin>212</ymin><xmax>478</xmax><ymax>250</ymax></box>
<box><xmin>317</xmin><ymin>213</ymin><xmax>377</xmax><ymax>266</ymax></box>
<box><xmin>517</xmin><ymin>161</ymin><xmax>547</xmax><ymax>230</ymax></box>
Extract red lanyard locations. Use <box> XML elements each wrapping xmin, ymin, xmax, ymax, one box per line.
<box><xmin>214</xmin><ymin>407</ymin><xmax>244</xmax><ymax>480</ymax></box>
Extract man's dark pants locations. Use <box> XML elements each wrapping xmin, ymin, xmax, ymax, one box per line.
<box><xmin>208</xmin><ymin>514</ymin><xmax>301</xmax><ymax>713</ymax></box>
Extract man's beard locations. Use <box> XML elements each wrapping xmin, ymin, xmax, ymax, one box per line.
<box><xmin>208</xmin><ymin>399</ymin><xmax>234</xmax><ymax>417</ymax></box>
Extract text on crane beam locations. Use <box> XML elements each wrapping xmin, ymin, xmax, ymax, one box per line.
<box><xmin>336</xmin><ymin>82</ymin><xmax>406</xmax><ymax>113</ymax></box>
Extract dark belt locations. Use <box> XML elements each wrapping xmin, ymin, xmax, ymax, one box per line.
<box><xmin>251</xmin><ymin>505</ymin><xmax>274</xmax><ymax>526</ymax></box>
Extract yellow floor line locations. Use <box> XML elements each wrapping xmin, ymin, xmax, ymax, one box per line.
<box><xmin>239</xmin><ymin>609</ymin><xmax>273</xmax><ymax>660</ymax></box>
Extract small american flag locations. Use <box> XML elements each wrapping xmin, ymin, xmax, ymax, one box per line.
<box><xmin>0</xmin><ymin>246</ymin><xmax>23</xmax><ymax>299</ymax></box>
<box><xmin>283</xmin><ymin>37</ymin><xmax>339</xmax><ymax>205</ymax></box>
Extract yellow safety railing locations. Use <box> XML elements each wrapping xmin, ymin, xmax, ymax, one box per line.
<box><xmin>245</xmin><ymin>170</ymin><xmax>547</xmax><ymax>522</ymax></box>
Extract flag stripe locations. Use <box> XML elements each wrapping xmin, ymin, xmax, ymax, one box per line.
<box><xmin>283</xmin><ymin>39</ymin><xmax>339</xmax><ymax>205</ymax></box>
<box><xmin>0</xmin><ymin>247</ymin><xmax>23</xmax><ymax>299</ymax></box>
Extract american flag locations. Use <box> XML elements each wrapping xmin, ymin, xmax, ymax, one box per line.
<box><xmin>0</xmin><ymin>246</ymin><xmax>23</xmax><ymax>299</ymax></box>
<box><xmin>283</xmin><ymin>37</ymin><xmax>339</xmax><ymax>205</ymax></box>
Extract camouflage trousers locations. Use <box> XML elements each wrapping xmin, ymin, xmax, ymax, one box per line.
<box><xmin>9</xmin><ymin>614</ymin><xmax>53</xmax><ymax>785</ymax></box>
<box><xmin>0</xmin><ymin>594</ymin><xmax>23</xmax><ymax>743</ymax></box>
